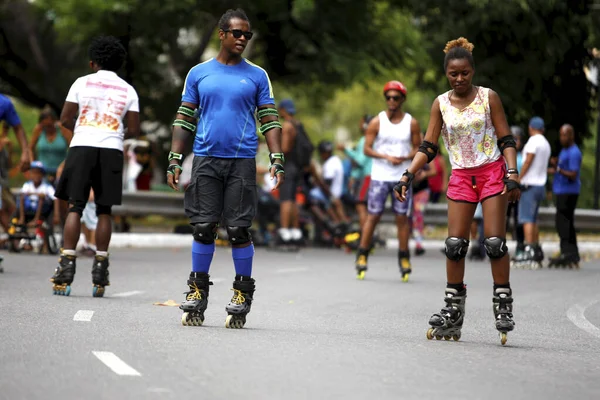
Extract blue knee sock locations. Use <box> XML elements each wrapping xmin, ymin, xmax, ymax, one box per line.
<box><xmin>232</xmin><ymin>244</ymin><xmax>254</xmax><ymax>277</ymax></box>
<box><xmin>192</xmin><ymin>242</ymin><xmax>215</xmax><ymax>273</ymax></box>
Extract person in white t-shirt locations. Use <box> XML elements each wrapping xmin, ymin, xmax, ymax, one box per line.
<box><xmin>355</xmin><ymin>81</ymin><xmax>421</xmax><ymax>282</ymax></box>
<box><xmin>311</xmin><ymin>141</ymin><xmax>348</xmax><ymax>228</ymax></box>
<box><xmin>513</xmin><ymin>116</ymin><xmax>551</xmax><ymax>268</ymax></box>
<box><xmin>18</xmin><ymin>161</ymin><xmax>55</xmax><ymax>225</ymax></box>
<box><xmin>51</xmin><ymin>36</ymin><xmax>140</xmax><ymax>297</ymax></box>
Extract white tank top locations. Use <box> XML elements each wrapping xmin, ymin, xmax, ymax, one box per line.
<box><xmin>370</xmin><ymin>111</ymin><xmax>413</xmax><ymax>181</ymax></box>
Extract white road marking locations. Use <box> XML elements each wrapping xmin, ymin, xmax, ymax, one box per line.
<box><xmin>567</xmin><ymin>300</ymin><xmax>600</xmax><ymax>339</ymax></box>
<box><xmin>92</xmin><ymin>351</ymin><xmax>141</xmax><ymax>376</ymax></box>
<box><xmin>276</xmin><ymin>267</ymin><xmax>309</xmax><ymax>274</ymax></box>
<box><xmin>111</xmin><ymin>290</ymin><xmax>145</xmax><ymax>297</ymax></box>
<box><xmin>73</xmin><ymin>310</ymin><xmax>94</xmax><ymax>322</ymax></box>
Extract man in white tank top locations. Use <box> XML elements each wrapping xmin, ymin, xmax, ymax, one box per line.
<box><xmin>354</xmin><ymin>81</ymin><xmax>422</xmax><ymax>282</ymax></box>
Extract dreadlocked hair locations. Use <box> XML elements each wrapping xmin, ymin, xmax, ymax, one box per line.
<box><xmin>218</xmin><ymin>8</ymin><xmax>250</xmax><ymax>31</ymax></box>
<box><xmin>88</xmin><ymin>36</ymin><xmax>127</xmax><ymax>72</ymax></box>
<box><xmin>443</xmin><ymin>37</ymin><xmax>475</xmax><ymax>71</ymax></box>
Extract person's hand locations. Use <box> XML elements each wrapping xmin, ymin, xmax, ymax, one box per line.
<box><xmin>387</xmin><ymin>155</ymin><xmax>405</xmax><ymax>166</ymax></box>
<box><xmin>270</xmin><ymin>159</ymin><xmax>285</xmax><ymax>191</ymax></box>
<box><xmin>393</xmin><ymin>171</ymin><xmax>415</xmax><ymax>202</ymax></box>
<box><xmin>502</xmin><ymin>175</ymin><xmax>521</xmax><ymax>203</ymax></box>
<box><xmin>166</xmin><ymin>163</ymin><xmax>182</xmax><ymax>191</ymax></box>
<box><xmin>20</xmin><ymin>149</ymin><xmax>31</xmax><ymax>172</ymax></box>
<box><xmin>548</xmin><ymin>167</ymin><xmax>556</xmax><ymax>175</ymax></box>
<box><xmin>336</xmin><ymin>143</ymin><xmax>346</xmax><ymax>152</ymax></box>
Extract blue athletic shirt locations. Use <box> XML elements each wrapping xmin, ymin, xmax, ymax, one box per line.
<box><xmin>181</xmin><ymin>58</ymin><xmax>275</xmax><ymax>158</ymax></box>
<box><xmin>0</xmin><ymin>94</ymin><xmax>22</xmax><ymax>127</ymax></box>
<box><xmin>553</xmin><ymin>144</ymin><xmax>582</xmax><ymax>195</ymax></box>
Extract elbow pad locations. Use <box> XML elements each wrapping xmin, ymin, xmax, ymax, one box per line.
<box><xmin>497</xmin><ymin>135</ymin><xmax>516</xmax><ymax>155</ymax></box>
<box><xmin>417</xmin><ymin>140</ymin><xmax>439</xmax><ymax>163</ymax></box>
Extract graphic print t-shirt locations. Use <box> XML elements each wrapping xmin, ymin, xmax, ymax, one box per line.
<box><xmin>66</xmin><ymin>70</ymin><xmax>139</xmax><ymax>151</ymax></box>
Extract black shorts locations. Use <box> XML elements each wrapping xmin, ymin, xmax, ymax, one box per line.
<box><xmin>184</xmin><ymin>157</ymin><xmax>257</xmax><ymax>227</ymax></box>
<box><xmin>55</xmin><ymin>146</ymin><xmax>124</xmax><ymax>206</ymax></box>
<box><xmin>279</xmin><ymin>163</ymin><xmax>301</xmax><ymax>202</ymax></box>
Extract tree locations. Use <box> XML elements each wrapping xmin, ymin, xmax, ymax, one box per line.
<box><xmin>400</xmin><ymin>0</ymin><xmax>595</xmax><ymax>150</ymax></box>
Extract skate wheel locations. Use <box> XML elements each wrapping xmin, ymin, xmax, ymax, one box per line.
<box><xmin>426</xmin><ymin>328</ymin><xmax>434</xmax><ymax>340</ymax></box>
<box><xmin>402</xmin><ymin>273</ymin><xmax>410</xmax><ymax>283</ymax></box>
<box><xmin>500</xmin><ymin>332</ymin><xmax>508</xmax><ymax>346</ymax></box>
<box><xmin>65</xmin><ymin>285</ymin><xmax>71</xmax><ymax>296</ymax></box>
<box><xmin>225</xmin><ymin>315</ymin><xmax>245</xmax><ymax>329</ymax></box>
<box><xmin>452</xmin><ymin>334</ymin><xmax>461</xmax><ymax>341</ymax></box>
<box><xmin>444</xmin><ymin>335</ymin><xmax>451</xmax><ymax>341</ymax></box>
<box><xmin>182</xmin><ymin>312</ymin><xmax>204</xmax><ymax>327</ymax></box>
<box><xmin>435</xmin><ymin>335</ymin><xmax>442</xmax><ymax>340</ymax></box>
<box><xmin>92</xmin><ymin>286</ymin><xmax>105</xmax><ymax>298</ymax></box>
<box><xmin>357</xmin><ymin>271</ymin><xmax>365</xmax><ymax>280</ymax></box>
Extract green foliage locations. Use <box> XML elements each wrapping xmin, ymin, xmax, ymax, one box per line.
<box><xmin>400</xmin><ymin>0</ymin><xmax>595</xmax><ymax>151</ymax></box>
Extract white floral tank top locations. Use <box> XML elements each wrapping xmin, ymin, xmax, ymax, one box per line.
<box><xmin>438</xmin><ymin>86</ymin><xmax>502</xmax><ymax>169</ymax></box>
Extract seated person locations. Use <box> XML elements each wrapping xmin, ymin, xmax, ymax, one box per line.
<box><xmin>18</xmin><ymin>161</ymin><xmax>55</xmax><ymax>226</ymax></box>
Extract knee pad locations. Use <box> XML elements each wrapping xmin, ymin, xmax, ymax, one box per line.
<box><xmin>483</xmin><ymin>237</ymin><xmax>508</xmax><ymax>259</ymax></box>
<box><xmin>226</xmin><ymin>226</ymin><xmax>252</xmax><ymax>245</ymax></box>
<box><xmin>68</xmin><ymin>201</ymin><xmax>86</xmax><ymax>216</ymax></box>
<box><xmin>96</xmin><ymin>205</ymin><xmax>112</xmax><ymax>216</ymax></box>
<box><xmin>445</xmin><ymin>237</ymin><xmax>470</xmax><ymax>261</ymax></box>
<box><xmin>193</xmin><ymin>222</ymin><xmax>218</xmax><ymax>244</ymax></box>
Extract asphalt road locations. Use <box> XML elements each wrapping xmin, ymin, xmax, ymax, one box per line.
<box><xmin>1</xmin><ymin>245</ymin><xmax>600</xmax><ymax>400</ymax></box>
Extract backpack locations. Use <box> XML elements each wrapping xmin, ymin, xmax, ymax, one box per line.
<box><xmin>293</xmin><ymin>122</ymin><xmax>314</xmax><ymax>168</ymax></box>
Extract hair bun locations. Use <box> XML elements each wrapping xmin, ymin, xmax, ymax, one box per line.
<box><xmin>443</xmin><ymin>37</ymin><xmax>474</xmax><ymax>54</ymax></box>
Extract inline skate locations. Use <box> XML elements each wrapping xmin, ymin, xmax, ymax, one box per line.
<box><xmin>493</xmin><ymin>287</ymin><xmax>515</xmax><ymax>345</ymax></box>
<box><xmin>398</xmin><ymin>250</ymin><xmax>411</xmax><ymax>282</ymax></box>
<box><xmin>225</xmin><ymin>275</ymin><xmax>255</xmax><ymax>329</ymax></box>
<box><xmin>91</xmin><ymin>255</ymin><xmax>110</xmax><ymax>297</ymax></box>
<box><xmin>51</xmin><ymin>253</ymin><xmax>76</xmax><ymax>296</ymax></box>
<box><xmin>427</xmin><ymin>287</ymin><xmax>467</xmax><ymax>341</ymax></box>
<box><xmin>180</xmin><ymin>272</ymin><xmax>213</xmax><ymax>326</ymax></box>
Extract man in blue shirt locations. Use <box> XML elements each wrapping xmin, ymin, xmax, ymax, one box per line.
<box><xmin>0</xmin><ymin>94</ymin><xmax>32</xmax><ymax>273</ymax></box>
<box><xmin>549</xmin><ymin>124</ymin><xmax>582</xmax><ymax>266</ymax></box>
<box><xmin>167</xmin><ymin>9</ymin><xmax>284</xmax><ymax>329</ymax></box>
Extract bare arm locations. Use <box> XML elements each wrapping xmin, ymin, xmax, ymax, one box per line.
<box><xmin>60</xmin><ymin>102</ymin><xmax>79</xmax><ymax>131</ymax></box>
<box><xmin>489</xmin><ymin>90</ymin><xmax>517</xmax><ymax>172</ymax></box>
<box><xmin>11</xmin><ymin>124</ymin><xmax>31</xmax><ymax>171</ymax></box>
<box><xmin>281</xmin><ymin>120</ymin><xmax>296</xmax><ymax>154</ymax></box>
<box><xmin>59</xmin><ymin>123</ymin><xmax>74</xmax><ymax>145</ymax></box>
<box><xmin>556</xmin><ymin>168</ymin><xmax>578</xmax><ymax>180</ymax></box>
<box><xmin>406</xmin><ymin>118</ymin><xmax>422</xmax><ymax>160</ymax></box>
<box><xmin>166</xmin><ymin>101</ymin><xmax>197</xmax><ymax>190</ymax></box>
<box><xmin>33</xmin><ymin>194</ymin><xmax>45</xmax><ymax>222</ymax></box>
<box><xmin>125</xmin><ymin>111</ymin><xmax>140</xmax><ymax>139</ymax></box>
<box><xmin>259</xmin><ymin>104</ymin><xmax>285</xmax><ymax>191</ymax></box>
<box><xmin>363</xmin><ymin>117</ymin><xmax>386</xmax><ymax>160</ymax></box>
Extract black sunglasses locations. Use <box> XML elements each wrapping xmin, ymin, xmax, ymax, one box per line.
<box><xmin>385</xmin><ymin>95</ymin><xmax>401</xmax><ymax>101</ymax></box>
<box><xmin>223</xmin><ymin>29</ymin><xmax>254</xmax><ymax>40</ymax></box>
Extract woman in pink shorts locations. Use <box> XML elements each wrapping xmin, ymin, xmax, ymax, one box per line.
<box><xmin>394</xmin><ymin>37</ymin><xmax>521</xmax><ymax>345</ymax></box>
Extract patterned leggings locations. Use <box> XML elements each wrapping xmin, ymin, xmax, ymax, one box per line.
<box><xmin>412</xmin><ymin>189</ymin><xmax>430</xmax><ymax>243</ymax></box>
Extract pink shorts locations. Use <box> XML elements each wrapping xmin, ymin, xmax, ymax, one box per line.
<box><xmin>447</xmin><ymin>158</ymin><xmax>506</xmax><ymax>203</ymax></box>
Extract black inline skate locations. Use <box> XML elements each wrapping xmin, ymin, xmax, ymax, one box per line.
<box><xmin>180</xmin><ymin>272</ymin><xmax>213</xmax><ymax>326</ymax></box>
<box><xmin>225</xmin><ymin>275</ymin><xmax>255</xmax><ymax>329</ymax></box>
<box><xmin>91</xmin><ymin>255</ymin><xmax>110</xmax><ymax>297</ymax></box>
<box><xmin>493</xmin><ymin>287</ymin><xmax>515</xmax><ymax>345</ymax></box>
<box><xmin>51</xmin><ymin>253</ymin><xmax>77</xmax><ymax>296</ymax></box>
<box><xmin>547</xmin><ymin>253</ymin><xmax>580</xmax><ymax>269</ymax></box>
<box><xmin>510</xmin><ymin>243</ymin><xmax>543</xmax><ymax>270</ymax></box>
<box><xmin>427</xmin><ymin>287</ymin><xmax>467</xmax><ymax>342</ymax></box>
